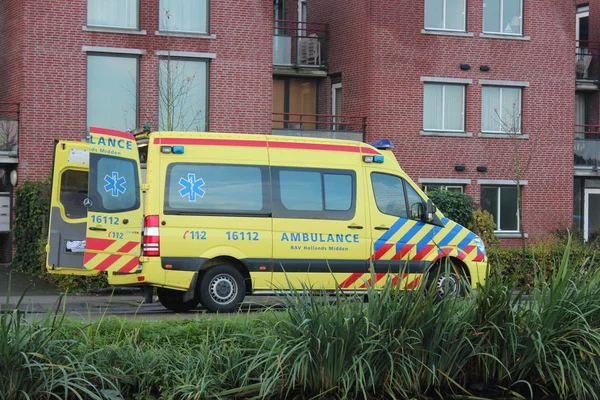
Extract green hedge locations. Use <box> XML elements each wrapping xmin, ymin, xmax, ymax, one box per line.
<box><xmin>488</xmin><ymin>235</ymin><xmax>599</xmax><ymax>284</ymax></box>
<box><xmin>12</xmin><ymin>180</ymin><xmax>50</xmax><ymax>275</ymax></box>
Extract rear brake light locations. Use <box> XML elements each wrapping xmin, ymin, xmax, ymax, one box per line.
<box><xmin>143</xmin><ymin>215</ymin><xmax>160</xmax><ymax>256</ymax></box>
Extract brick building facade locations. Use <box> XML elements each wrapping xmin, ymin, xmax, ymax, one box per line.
<box><xmin>0</xmin><ymin>1</ymin><xmax>587</xmax><ymax>261</ymax></box>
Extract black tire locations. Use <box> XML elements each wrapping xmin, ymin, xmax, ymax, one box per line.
<box><xmin>197</xmin><ymin>265</ymin><xmax>246</xmax><ymax>313</ymax></box>
<box><xmin>157</xmin><ymin>287</ymin><xmax>199</xmax><ymax>312</ymax></box>
<box><xmin>426</xmin><ymin>261</ymin><xmax>466</xmax><ymax>301</ymax></box>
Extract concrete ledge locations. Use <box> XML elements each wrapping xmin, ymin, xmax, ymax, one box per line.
<box><xmin>421</xmin><ymin>131</ymin><xmax>472</xmax><ymax>138</ymax></box>
<box><xmin>421</xmin><ymin>29</ymin><xmax>474</xmax><ymax>37</ymax></box>
<box><xmin>479</xmin><ymin>33</ymin><xmax>531</xmax><ymax>41</ymax></box>
<box><xmin>155</xmin><ymin>30</ymin><xmax>216</xmax><ymax>39</ymax></box>
<box><xmin>83</xmin><ymin>26</ymin><xmax>147</xmax><ymax>35</ymax></box>
<box><xmin>496</xmin><ymin>232</ymin><xmax>529</xmax><ymax>239</ymax></box>
<box><xmin>478</xmin><ymin>132</ymin><xmax>529</xmax><ymax>139</ymax></box>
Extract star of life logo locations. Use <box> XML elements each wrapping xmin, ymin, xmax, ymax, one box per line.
<box><xmin>179</xmin><ymin>173</ymin><xmax>206</xmax><ymax>201</ymax></box>
<box><xmin>104</xmin><ymin>172</ymin><xmax>127</xmax><ymax>197</ymax></box>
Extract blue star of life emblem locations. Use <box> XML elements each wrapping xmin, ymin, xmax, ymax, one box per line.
<box><xmin>179</xmin><ymin>173</ymin><xmax>206</xmax><ymax>201</ymax></box>
<box><xmin>104</xmin><ymin>171</ymin><xmax>127</xmax><ymax>197</ymax></box>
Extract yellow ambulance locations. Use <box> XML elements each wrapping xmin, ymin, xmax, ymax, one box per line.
<box><xmin>46</xmin><ymin>127</ymin><xmax>488</xmax><ymax>312</ymax></box>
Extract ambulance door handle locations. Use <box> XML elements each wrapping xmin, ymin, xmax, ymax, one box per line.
<box><xmin>374</xmin><ymin>226</ymin><xmax>389</xmax><ymax>231</ymax></box>
<box><xmin>347</xmin><ymin>224</ymin><xmax>363</xmax><ymax>229</ymax></box>
<box><xmin>89</xmin><ymin>227</ymin><xmax>107</xmax><ymax>232</ymax></box>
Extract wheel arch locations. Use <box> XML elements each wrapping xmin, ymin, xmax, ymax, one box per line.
<box><xmin>428</xmin><ymin>256</ymin><xmax>471</xmax><ymax>285</ymax></box>
<box><xmin>200</xmin><ymin>256</ymin><xmax>252</xmax><ymax>294</ymax></box>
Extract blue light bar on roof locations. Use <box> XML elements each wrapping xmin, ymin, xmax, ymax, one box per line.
<box><xmin>369</xmin><ymin>139</ymin><xmax>394</xmax><ymax>150</ymax></box>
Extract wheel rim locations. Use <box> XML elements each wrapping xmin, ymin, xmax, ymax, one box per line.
<box><xmin>436</xmin><ymin>273</ymin><xmax>460</xmax><ymax>297</ymax></box>
<box><xmin>209</xmin><ymin>274</ymin><xmax>238</xmax><ymax>305</ymax></box>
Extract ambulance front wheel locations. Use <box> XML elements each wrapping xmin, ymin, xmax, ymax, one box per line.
<box><xmin>157</xmin><ymin>287</ymin><xmax>200</xmax><ymax>312</ymax></box>
<box><xmin>197</xmin><ymin>265</ymin><xmax>246</xmax><ymax>313</ymax></box>
<box><xmin>426</xmin><ymin>262</ymin><xmax>466</xmax><ymax>301</ymax></box>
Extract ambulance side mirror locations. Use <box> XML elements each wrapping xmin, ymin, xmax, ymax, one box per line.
<box><xmin>426</xmin><ymin>199</ymin><xmax>437</xmax><ymax>223</ymax></box>
<box><xmin>410</xmin><ymin>202</ymin><xmax>425</xmax><ymax>220</ymax></box>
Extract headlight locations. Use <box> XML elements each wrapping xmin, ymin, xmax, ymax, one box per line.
<box><xmin>474</xmin><ymin>237</ymin><xmax>486</xmax><ymax>256</ymax></box>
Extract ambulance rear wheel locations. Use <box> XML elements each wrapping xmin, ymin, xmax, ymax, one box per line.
<box><xmin>197</xmin><ymin>265</ymin><xmax>245</xmax><ymax>313</ymax></box>
<box><xmin>426</xmin><ymin>262</ymin><xmax>465</xmax><ymax>301</ymax></box>
<box><xmin>157</xmin><ymin>287</ymin><xmax>199</xmax><ymax>312</ymax></box>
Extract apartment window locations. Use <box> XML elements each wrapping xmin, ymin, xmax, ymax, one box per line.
<box><xmin>423</xmin><ymin>184</ymin><xmax>464</xmax><ymax>193</ymax></box>
<box><xmin>159</xmin><ymin>58</ymin><xmax>209</xmax><ymax>131</ymax></box>
<box><xmin>423</xmin><ymin>83</ymin><xmax>465</xmax><ymax>132</ymax></box>
<box><xmin>87</xmin><ymin>54</ymin><xmax>138</xmax><ymax>132</ymax></box>
<box><xmin>424</xmin><ymin>0</ymin><xmax>466</xmax><ymax>31</ymax></box>
<box><xmin>481</xmin><ymin>186</ymin><xmax>519</xmax><ymax>232</ymax></box>
<box><xmin>159</xmin><ymin>0</ymin><xmax>209</xmax><ymax>34</ymax></box>
<box><xmin>481</xmin><ymin>86</ymin><xmax>521</xmax><ymax>134</ymax></box>
<box><xmin>87</xmin><ymin>0</ymin><xmax>138</xmax><ymax>29</ymax></box>
<box><xmin>483</xmin><ymin>0</ymin><xmax>522</xmax><ymax>35</ymax></box>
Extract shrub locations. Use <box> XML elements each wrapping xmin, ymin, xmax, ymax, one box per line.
<box><xmin>12</xmin><ymin>180</ymin><xmax>51</xmax><ymax>275</ymax></box>
<box><xmin>425</xmin><ymin>189</ymin><xmax>473</xmax><ymax>228</ymax></box>
<box><xmin>469</xmin><ymin>208</ymin><xmax>499</xmax><ymax>248</ymax></box>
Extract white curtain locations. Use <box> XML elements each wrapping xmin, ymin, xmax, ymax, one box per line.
<box><xmin>445</xmin><ymin>0</ymin><xmax>465</xmax><ymax>30</ymax></box>
<box><xmin>423</xmin><ymin>84</ymin><xmax>443</xmax><ymax>130</ymax></box>
<box><xmin>88</xmin><ymin>0</ymin><xmax>137</xmax><ymax>29</ymax></box>
<box><xmin>482</xmin><ymin>87</ymin><xmax>501</xmax><ymax>132</ymax></box>
<box><xmin>160</xmin><ymin>0</ymin><xmax>208</xmax><ymax>33</ymax></box>
<box><xmin>501</xmin><ymin>87</ymin><xmax>521</xmax><ymax>132</ymax></box>
<box><xmin>424</xmin><ymin>0</ymin><xmax>443</xmax><ymax>29</ymax></box>
<box><xmin>87</xmin><ymin>55</ymin><xmax>138</xmax><ymax>131</ymax></box>
<box><xmin>444</xmin><ymin>85</ymin><xmax>464</xmax><ymax>131</ymax></box>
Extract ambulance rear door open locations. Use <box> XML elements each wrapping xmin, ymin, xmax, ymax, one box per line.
<box><xmin>82</xmin><ymin>127</ymin><xmax>144</xmax><ymax>275</ymax></box>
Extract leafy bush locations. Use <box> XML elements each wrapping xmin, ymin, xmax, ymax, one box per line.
<box><xmin>425</xmin><ymin>189</ymin><xmax>473</xmax><ymax>227</ymax></box>
<box><xmin>12</xmin><ymin>180</ymin><xmax>51</xmax><ymax>275</ymax></box>
<box><xmin>469</xmin><ymin>208</ymin><xmax>499</xmax><ymax>248</ymax></box>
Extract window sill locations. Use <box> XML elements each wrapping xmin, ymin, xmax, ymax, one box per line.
<box><xmin>155</xmin><ymin>30</ymin><xmax>216</xmax><ymax>39</ymax></box>
<box><xmin>420</xmin><ymin>131</ymin><xmax>473</xmax><ymax>138</ymax></box>
<box><xmin>421</xmin><ymin>29</ymin><xmax>474</xmax><ymax>38</ymax></box>
<box><xmin>478</xmin><ymin>132</ymin><xmax>529</xmax><ymax>139</ymax></box>
<box><xmin>83</xmin><ymin>26</ymin><xmax>147</xmax><ymax>35</ymax></box>
<box><xmin>479</xmin><ymin>33</ymin><xmax>531</xmax><ymax>41</ymax></box>
<box><xmin>495</xmin><ymin>232</ymin><xmax>529</xmax><ymax>239</ymax></box>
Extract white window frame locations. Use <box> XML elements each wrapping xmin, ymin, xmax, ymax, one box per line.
<box><xmin>331</xmin><ymin>82</ymin><xmax>342</xmax><ymax>130</ymax></box>
<box><xmin>483</xmin><ymin>0</ymin><xmax>523</xmax><ymax>36</ymax></box>
<box><xmin>424</xmin><ymin>0</ymin><xmax>467</xmax><ymax>32</ymax></box>
<box><xmin>577</xmin><ymin>6</ymin><xmax>589</xmax><ymax>51</ymax></box>
<box><xmin>423</xmin><ymin>83</ymin><xmax>466</xmax><ymax>133</ymax></box>
<box><xmin>479</xmin><ymin>180</ymin><xmax>527</xmax><ymax>233</ymax></box>
<box><xmin>481</xmin><ymin>85</ymin><xmax>522</xmax><ymax>134</ymax></box>
<box><xmin>423</xmin><ymin>184</ymin><xmax>464</xmax><ymax>193</ymax></box>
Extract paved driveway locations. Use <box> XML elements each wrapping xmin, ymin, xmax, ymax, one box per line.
<box><xmin>0</xmin><ymin>264</ymin><xmax>58</xmax><ymax>297</ymax></box>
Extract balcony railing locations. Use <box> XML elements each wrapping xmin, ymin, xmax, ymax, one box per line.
<box><xmin>575</xmin><ymin>124</ymin><xmax>600</xmax><ymax>168</ymax></box>
<box><xmin>576</xmin><ymin>41</ymin><xmax>600</xmax><ymax>82</ymax></box>
<box><xmin>272</xmin><ymin>113</ymin><xmax>366</xmax><ymax>141</ymax></box>
<box><xmin>0</xmin><ymin>103</ymin><xmax>19</xmax><ymax>158</ymax></box>
<box><xmin>273</xmin><ymin>19</ymin><xmax>328</xmax><ymax>68</ymax></box>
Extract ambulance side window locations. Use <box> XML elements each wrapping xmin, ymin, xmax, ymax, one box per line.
<box><xmin>273</xmin><ymin>167</ymin><xmax>355</xmax><ymax>220</ymax></box>
<box><xmin>60</xmin><ymin>170</ymin><xmax>88</xmax><ymax>219</ymax></box>
<box><xmin>88</xmin><ymin>154</ymin><xmax>140</xmax><ymax>213</ymax></box>
<box><xmin>371</xmin><ymin>173</ymin><xmax>408</xmax><ymax>218</ymax></box>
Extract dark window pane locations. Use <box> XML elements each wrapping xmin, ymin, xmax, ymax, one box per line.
<box><xmin>372</xmin><ymin>173</ymin><xmax>407</xmax><ymax>218</ymax></box>
<box><xmin>60</xmin><ymin>170</ymin><xmax>88</xmax><ymax>219</ymax></box>
<box><xmin>500</xmin><ymin>186</ymin><xmax>518</xmax><ymax>231</ymax></box>
<box><xmin>481</xmin><ymin>187</ymin><xmax>499</xmax><ymax>226</ymax></box>
<box><xmin>280</xmin><ymin>170</ymin><xmax>322</xmax><ymax>211</ymax></box>
<box><xmin>324</xmin><ymin>174</ymin><xmax>352</xmax><ymax>211</ymax></box>
<box><xmin>166</xmin><ymin>164</ymin><xmax>265</xmax><ymax>213</ymax></box>
<box><xmin>483</xmin><ymin>0</ymin><xmax>501</xmax><ymax>33</ymax></box>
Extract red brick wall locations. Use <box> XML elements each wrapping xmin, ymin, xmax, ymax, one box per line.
<box><xmin>1</xmin><ymin>0</ymin><xmax>273</xmax><ymax>182</ymax></box>
<box><xmin>311</xmin><ymin>0</ymin><xmax>575</xmax><ymax>241</ymax></box>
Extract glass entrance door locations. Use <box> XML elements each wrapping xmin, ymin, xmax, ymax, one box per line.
<box><xmin>584</xmin><ymin>188</ymin><xmax>600</xmax><ymax>241</ymax></box>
